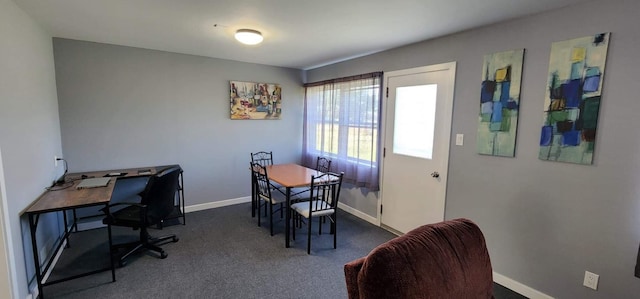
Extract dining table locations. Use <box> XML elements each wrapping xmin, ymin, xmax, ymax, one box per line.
<box><xmin>265</xmin><ymin>163</ymin><xmax>324</xmax><ymax>248</ymax></box>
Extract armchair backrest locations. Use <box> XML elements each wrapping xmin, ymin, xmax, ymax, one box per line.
<box><xmin>344</xmin><ymin>218</ymin><xmax>494</xmax><ymax>299</ymax></box>
<box><xmin>140</xmin><ymin>165</ymin><xmax>183</xmax><ymax>225</ymax></box>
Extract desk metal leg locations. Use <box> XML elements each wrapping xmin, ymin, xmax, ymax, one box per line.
<box><xmin>62</xmin><ymin>211</ymin><xmax>70</xmax><ymax>248</ymax></box>
<box><xmin>72</xmin><ymin>209</ymin><xmax>78</xmax><ymax>232</ymax></box>
<box><xmin>285</xmin><ymin>187</ymin><xmax>291</xmax><ymax>248</ymax></box>
<box><xmin>106</xmin><ymin>219</ymin><xmax>116</xmax><ymax>282</ymax></box>
<box><xmin>28</xmin><ymin>213</ymin><xmax>44</xmax><ymax>299</ymax></box>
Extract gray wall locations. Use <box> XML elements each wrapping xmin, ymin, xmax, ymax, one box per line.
<box><xmin>0</xmin><ymin>0</ymin><xmax>64</xmax><ymax>298</ymax></box>
<box><xmin>306</xmin><ymin>0</ymin><xmax>640</xmax><ymax>297</ymax></box>
<box><xmin>53</xmin><ymin>39</ymin><xmax>305</xmax><ymax>207</ymax></box>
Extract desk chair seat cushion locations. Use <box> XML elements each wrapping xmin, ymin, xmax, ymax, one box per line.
<box><xmin>343</xmin><ymin>218</ymin><xmax>493</xmax><ymax>299</ymax></box>
<box><xmin>103</xmin><ymin>204</ymin><xmax>161</xmax><ymax>228</ymax></box>
<box><xmin>290</xmin><ymin>200</ymin><xmax>335</xmax><ymax>218</ymax></box>
<box><xmin>103</xmin><ymin>205</ymin><xmax>140</xmax><ymax>228</ymax></box>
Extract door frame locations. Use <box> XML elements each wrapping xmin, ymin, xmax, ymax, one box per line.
<box><xmin>0</xmin><ymin>146</ymin><xmax>15</xmax><ymax>299</ymax></box>
<box><xmin>377</xmin><ymin>61</ymin><xmax>457</xmax><ymax>230</ymax></box>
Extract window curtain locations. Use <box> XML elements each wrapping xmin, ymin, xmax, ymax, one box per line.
<box><xmin>302</xmin><ymin>72</ymin><xmax>383</xmax><ymax>191</ymax></box>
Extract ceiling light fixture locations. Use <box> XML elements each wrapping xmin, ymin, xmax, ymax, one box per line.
<box><xmin>234</xmin><ymin>29</ymin><xmax>263</xmax><ymax>45</ymax></box>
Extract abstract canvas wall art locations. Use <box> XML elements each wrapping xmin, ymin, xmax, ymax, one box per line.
<box><xmin>539</xmin><ymin>33</ymin><xmax>610</xmax><ymax>164</ymax></box>
<box><xmin>230</xmin><ymin>81</ymin><xmax>282</xmax><ymax>120</ymax></box>
<box><xmin>477</xmin><ymin>49</ymin><xmax>525</xmax><ymax>157</ymax></box>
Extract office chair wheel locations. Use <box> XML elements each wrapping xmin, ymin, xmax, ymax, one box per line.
<box><xmin>160</xmin><ymin>251</ymin><xmax>168</xmax><ymax>259</ymax></box>
<box><xmin>172</xmin><ymin>236</ymin><xmax>179</xmax><ymax>243</ymax></box>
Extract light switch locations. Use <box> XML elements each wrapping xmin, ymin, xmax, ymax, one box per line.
<box><xmin>456</xmin><ymin>134</ymin><xmax>464</xmax><ymax>146</ymax></box>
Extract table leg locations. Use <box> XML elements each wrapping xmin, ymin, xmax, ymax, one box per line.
<box><xmin>28</xmin><ymin>213</ymin><xmax>43</xmax><ymax>299</ymax></box>
<box><xmin>285</xmin><ymin>187</ymin><xmax>291</xmax><ymax>248</ymax></box>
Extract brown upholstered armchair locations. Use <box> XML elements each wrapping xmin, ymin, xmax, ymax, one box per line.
<box><xmin>344</xmin><ymin>218</ymin><xmax>494</xmax><ymax>299</ymax></box>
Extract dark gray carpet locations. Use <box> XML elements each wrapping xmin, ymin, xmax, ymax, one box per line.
<box><xmin>44</xmin><ymin>203</ymin><xmax>525</xmax><ymax>298</ymax></box>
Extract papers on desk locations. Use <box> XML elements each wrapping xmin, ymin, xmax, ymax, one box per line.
<box><xmin>76</xmin><ymin>177</ymin><xmax>111</xmax><ymax>189</ymax></box>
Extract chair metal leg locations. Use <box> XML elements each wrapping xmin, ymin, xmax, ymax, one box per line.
<box><xmin>292</xmin><ymin>211</ymin><xmax>296</xmax><ymax>240</ymax></box>
<box><xmin>307</xmin><ymin>216</ymin><xmax>312</xmax><ymax>255</ymax></box>
<box><xmin>331</xmin><ymin>213</ymin><xmax>337</xmax><ymax>234</ymax></box>
<box><xmin>251</xmin><ymin>174</ymin><xmax>256</xmax><ymax>218</ymax></box>
<box><xmin>257</xmin><ymin>200</ymin><xmax>262</xmax><ymax>227</ymax></box>
<box><xmin>269</xmin><ymin>201</ymin><xmax>274</xmax><ymax>236</ymax></box>
<box><xmin>332</xmin><ymin>216</ymin><xmax>337</xmax><ymax>249</ymax></box>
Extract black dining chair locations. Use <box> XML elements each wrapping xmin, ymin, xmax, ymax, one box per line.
<box><xmin>251</xmin><ymin>151</ymin><xmax>272</xmax><ymax>216</ymax></box>
<box><xmin>250</xmin><ymin>151</ymin><xmax>284</xmax><ymax>217</ymax></box>
<box><xmin>290</xmin><ymin>156</ymin><xmax>333</xmax><ymax>200</ymax></box>
<box><xmin>251</xmin><ymin>162</ymin><xmax>287</xmax><ymax>236</ymax></box>
<box><xmin>315</xmin><ymin>156</ymin><xmax>332</xmax><ymax>173</ymax></box>
<box><xmin>290</xmin><ymin>171</ymin><xmax>344</xmax><ymax>254</ymax></box>
<box><xmin>250</xmin><ymin>151</ymin><xmax>274</xmax><ymax>167</ymax></box>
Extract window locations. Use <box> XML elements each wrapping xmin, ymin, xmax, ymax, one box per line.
<box><xmin>303</xmin><ymin>72</ymin><xmax>382</xmax><ymax>190</ymax></box>
<box><xmin>393</xmin><ymin>84</ymin><xmax>437</xmax><ymax>159</ymax></box>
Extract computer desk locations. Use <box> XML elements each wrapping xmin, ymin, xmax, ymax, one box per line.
<box><xmin>22</xmin><ymin>165</ymin><xmax>185</xmax><ymax>299</ymax></box>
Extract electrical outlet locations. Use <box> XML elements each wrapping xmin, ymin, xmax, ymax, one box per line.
<box><xmin>54</xmin><ymin>155</ymin><xmax>59</xmax><ymax>167</ymax></box>
<box><xmin>456</xmin><ymin>134</ymin><xmax>464</xmax><ymax>146</ymax></box>
<box><xmin>583</xmin><ymin>271</ymin><xmax>599</xmax><ymax>290</ymax></box>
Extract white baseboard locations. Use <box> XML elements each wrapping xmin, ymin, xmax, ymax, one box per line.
<box><xmin>37</xmin><ymin>238</ymin><xmax>67</xmax><ymax>290</ymax></box>
<box><xmin>184</xmin><ymin>196</ymin><xmax>251</xmax><ymax>213</ymax></box>
<box><xmin>76</xmin><ymin>221</ymin><xmax>106</xmax><ymax>231</ymax></box>
<box><xmin>338</xmin><ymin>202</ymin><xmax>379</xmax><ymax>225</ymax></box>
<box><xmin>493</xmin><ymin>272</ymin><xmax>554</xmax><ymax>299</ymax></box>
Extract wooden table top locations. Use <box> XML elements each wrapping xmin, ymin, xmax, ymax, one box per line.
<box><xmin>24</xmin><ymin>179</ymin><xmax>115</xmax><ymax>214</ymax></box>
<box><xmin>266</xmin><ymin>163</ymin><xmax>323</xmax><ymax>188</ymax></box>
<box><xmin>23</xmin><ymin>166</ymin><xmax>167</xmax><ymax>215</ymax></box>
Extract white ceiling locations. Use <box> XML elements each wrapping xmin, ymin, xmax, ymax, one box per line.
<box><xmin>15</xmin><ymin>0</ymin><xmax>592</xmax><ymax>70</ymax></box>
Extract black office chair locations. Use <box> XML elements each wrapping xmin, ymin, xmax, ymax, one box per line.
<box><xmin>102</xmin><ymin>165</ymin><xmax>182</xmax><ymax>266</ymax></box>
<box><xmin>251</xmin><ymin>162</ymin><xmax>286</xmax><ymax>236</ymax></box>
<box><xmin>291</xmin><ymin>171</ymin><xmax>344</xmax><ymax>254</ymax></box>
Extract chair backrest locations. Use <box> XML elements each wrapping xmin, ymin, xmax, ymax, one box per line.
<box><xmin>251</xmin><ymin>151</ymin><xmax>273</xmax><ymax>168</ymax></box>
<box><xmin>307</xmin><ymin>172</ymin><xmax>343</xmax><ymax>215</ymax></box>
<box><xmin>250</xmin><ymin>162</ymin><xmax>272</xmax><ymax>201</ymax></box>
<box><xmin>140</xmin><ymin>165</ymin><xmax>183</xmax><ymax>225</ymax></box>
<box><xmin>315</xmin><ymin>156</ymin><xmax>332</xmax><ymax>173</ymax></box>
<box><xmin>343</xmin><ymin>218</ymin><xmax>494</xmax><ymax>299</ymax></box>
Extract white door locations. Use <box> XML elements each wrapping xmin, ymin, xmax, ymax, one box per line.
<box><xmin>380</xmin><ymin>62</ymin><xmax>456</xmax><ymax>234</ymax></box>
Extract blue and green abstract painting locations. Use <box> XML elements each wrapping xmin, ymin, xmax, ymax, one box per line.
<box><xmin>539</xmin><ymin>33</ymin><xmax>610</xmax><ymax>164</ymax></box>
<box><xmin>477</xmin><ymin>49</ymin><xmax>525</xmax><ymax>157</ymax></box>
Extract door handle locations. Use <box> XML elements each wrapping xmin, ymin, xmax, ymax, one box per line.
<box><xmin>430</xmin><ymin>171</ymin><xmax>440</xmax><ymax>178</ymax></box>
